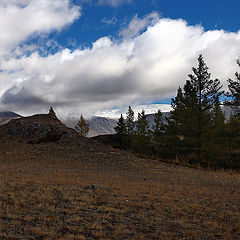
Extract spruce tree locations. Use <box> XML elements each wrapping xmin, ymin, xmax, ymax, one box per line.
<box><xmin>114</xmin><ymin>114</ymin><xmax>126</xmax><ymax>136</ymax></box>
<box><xmin>227</xmin><ymin>59</ymin><xmax>240</xmax><ymax>119</ymax></box>
<box><xmin>151</xmin><ymin>109</ymin><xmax>166</xmax><ymax>157</ymax></box>
<box><xmin>75</xmin><ymin>115</ymin><xmax>89</xmax><ymax>137</ymax></box>
<box><xmin>166</xmin><ymin>55</ymin><xmax>223</xmax><ymax>164</ymax></box>
<box><xmin>125</xmin><ymin>106</ymin><xmax>135</xmax><ymax>135</ymax></box>
<box><xmin>114</xmin><ymin>114</ymin><xmax>127</xmax><ymax>149</ymax></box>
<box><xmin>165</xmin><ymin>87</ymin><xmax>186</xmax><ymax>159</ymax></box>
<box><xmin>136</xmin><ymin>110</ymin><xmax>149</xmax><ymax>136</ymax></box>
<box><xmin>134</xmin><ymin>110</ymin><xmax>150</xmax><ymax>154</ymax></box>
<box><xmin>152</xmin><ymin>109</ymin><xmax>164</xmax><ymax>141</ymax></box>
<box><xmin>49</xmin><ymin>106</ymin><xmax>56</xmax><ymax>115</ymax></box>
<box><xmin>225</xmin><ymin>58</ymin><xmax>240</xmax><ymax>166</ymax></box>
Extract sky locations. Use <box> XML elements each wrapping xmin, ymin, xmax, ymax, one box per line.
<box><xmin>0</xmin><ymin>0</ymin><xmax>240</xmax><ymax>119</ymax></box>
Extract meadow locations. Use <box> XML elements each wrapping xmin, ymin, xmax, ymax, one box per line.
<box><xmin>0</xmin><ymin>139</ymin><xmax>240</xmax><ymax>239</ymax></box>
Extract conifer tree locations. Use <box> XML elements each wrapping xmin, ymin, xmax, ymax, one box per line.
<box><xmin>151</xmin><ymin>109</ymin><xmax>166</xmax><ymax>157</ymax></box>
<box><xmin>125</xmin><ymin>106</ymin><xmax>135</xmax><ymax>135</ymax></box>
<box><xmin>114</xmin><ymin>114</ymin><xmax>127</xmax><ymax>149</ymax></box>
<box><xmin>152</xmin><ymin>109</ymin><xmax>164</xmax><ymax>140</ymax></box>
<box><xmin>166</xmin><ymin>55</ymin><xmax>223</xmax><ymax>164</ymax></box>
<box><xmin>227</xmin><ymin>59</ymin><xmax>240</xmax><ymax>119</ymax></box>
<box><xmin>134</xmin><ymin>110</ymin><xmax>150</xmax><ymax>154</ymax></box>
<box><xmin>49</xmin><ymin>106</ymin><xmax>56</xmax><ymax>115</ymax></box>
<box><xmin>136</xmin><ymin>110</ymin><xmax>149</xmax><ymax>136</ymax></box>
<box><xmin>225</xmin><ymin>58</ymin><xmax>240</xmax><ymax>166</ymax></box>
<box><xmin>165</xmin><ymin>87</ymin><xmax>186</xmax><ymax>158</ymax></box>
<box><xmin>114</xmin><ymin>114</ymin><xmax>126</xmax><ymax>136</ymax></box>
<box><xmin>75</xmin><ymin>115</ymin><xmax>89</xmax><ymax>137</ymax></box>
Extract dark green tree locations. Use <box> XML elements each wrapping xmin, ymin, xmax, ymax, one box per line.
<box><xmin>125</xmin><ymin>106</ymin><xmax>135</xmax><ymax>135</ymax></box>
<box><xmin>136</xmin><ymin>110</ymin><xmax>149</xmax><ymax>136</ymax></box>
<box><xmin>114</xmin><ymin>114</ymin><xmax>128</xmax><ymax>149</ymax></box>
<box><xmin>49</xmin><ymin>106</ymin><xmax>56</xmax><ymax>115</ymax></box>
<box><xmin>134</xmin><ymin>110</ymin><xmax>150</xmax><ymax>154</ymax></box>
<box><xmin>151</xmin><ymin>109</ymin><xmax>166</xmax><ymax>157</ymax></box>
<box><xmin>165</xmin><ymin>87</ymin><xmax>185</xmax><ymax>159</ymax></box>
<box><xmin>224</xmin><ymin>58</ymin><xmax>240</xmax><ymax>167</ymax></box>
<box><xmin>227</xmin><ymin>59</ymin><xmax>240</xmax><ymax>119</ymax></box>
<box><xmin>152</xmin><ymin>109</ymin><xmax>164</xmax><ymax>141</ymax></box>
<box><xmin>203</xmin><ymin>95</ymin><xmax>226</xmax><ymax>168</ymax></box>
<box><xmin>187</xmin><ymin>55</ymin><xmax>223</xmax><ymax>162</ymax></box>
<box><xmin>166</xmin><ymin>55</ymin><xmax>223</xmax><ymax>164</ymax></box>
<box><xmin>114</xmin><ymin>114</ymin><xmax>126</xmax><ymax>136</ymax></box>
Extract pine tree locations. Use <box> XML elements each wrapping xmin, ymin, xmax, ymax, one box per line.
<box><xmin>165</xmin><ymin>87</ymin><xmax>188</xmax><ymax>158</ymax></box>
<box><xmin>136</xmin><ymin>110</ymin><xmax>149</xmax><ymax>136</ymax></box>
<box><xmin>49</xmin><ymin>106</ymin><xmax>56</xmax><ymax>115</ymax></box>
<box><xmin>114</xmin><ymin>114</ymin><xmax>127</xmax><ymax>149</ymax></box>
<box><xmin>227</xmin><ymin>59</ymin><xmax>240</xmax><ymax>119</ymax></box>
<box><xmin>225</xmin><ymin>58</ymin><xmax>240</xmax><ymax>167</ymax></box>
<box><xmin>203</xmin><ymin>95</ymin><xmax>226</xmax><ymax>168</ymax></box>
<box><xmin>134</xmin><ymin>110</ymin><xmax>150</xmax><ymax>154</ymax></box>
<box><xmin>151</xmin><ymin>109</ymin><xmax>166</xmax><ymax>157</ymax></box>
<box><xmin>125</xmin><ymin>106</ymin><xmax>135</xmax><ymax>135</ymax></box>
<box><xmin>75</xmin><ymin>115</ymin><xmax>89</xmax><ymax>137</ymax></box>
<box><xmin>114</xmin><ymin>114</ymin><xmax>126</xmax><ymax>136</ymax></box>
<box><xmin>152</xmin><ymin>109</ymin><xmax>164</xmax><ymax>141</ymax></box>
<box><xmin>166</xmin><ymin>55</ymin><xmax>223</xmax><ymax>164</ymax></box>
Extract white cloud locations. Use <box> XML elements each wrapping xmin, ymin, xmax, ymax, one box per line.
<box><xmin>102</xmin><ymin>16</ymin><xmax>118</xmax><ymax>25</ymax></box>
<box><xmin>97</xmin><ymin>0</ymin><xmax>132</xmax><ymax>7</ymax></box>
<box><xmin>0</xmin><ymin>0</ymin><xmax>81</xmax><ymax>58</ymax></box>
<box><xmin>0</xmin><ymin>15</ymin><xmax>240</xmax><ymax>118</ymax></box>
<box><xmin>119</xmin><ymin>12</ymin><xmax>160</xmax><ymax>39</ymax></box>
<box><xmin>94</xmin><ymin>104</ymin><xmax>172</xmax><ymax>119</ymax></box>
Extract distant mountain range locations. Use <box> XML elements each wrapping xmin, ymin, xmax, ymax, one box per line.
<box><xmin>0</xmin><ymin>106</ymin><xmax>233</xmax><ymax>137</ymax></box>
<box><xmin>62</xmin><ymin>116</ymin><xmax>118</xmax><ymax>137</ymax></box>
<box><xmin>62</xmin><ymin>112</ymin><xmax>170</xmax><ymax>137</ymax></box>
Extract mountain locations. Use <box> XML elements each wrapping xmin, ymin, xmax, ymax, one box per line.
<box><xmin>86</xmin><ymin>117</ymin><xmax>117</xmax><ymax>137</ymax></box>
<box><xmin>63</xmin><ymin>113</ymin><xmax>170</xmax><ymax>137</ymax></box>
<box><xmin>0</xmin><ymin>111</ymin><xmax>22</xmax><ymax>125</ymax></box>
<box><xmin>63</xmin><ymin>116</ymin><xmax>118</xmax><ymax>137</ymax></box>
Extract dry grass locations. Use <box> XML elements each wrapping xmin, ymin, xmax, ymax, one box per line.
<box><xmin>0</xmin><ymin>138</ymin><xmax>240</xmax><ymax>239</ymax></box>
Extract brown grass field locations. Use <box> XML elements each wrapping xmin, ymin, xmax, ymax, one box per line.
<box><xmin>0</xmin><ymin>136</ymin><xmax>240</xmax><ymax>239</ymax></box>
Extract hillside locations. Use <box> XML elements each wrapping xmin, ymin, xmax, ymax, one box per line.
<box><xmin>0</xmin><ymin>111</ymin><xmax>22</xmax><ymax>125</ymax></box>
<box><xmin>0</xmin><ymin>113</ymin><xmax>239</xmax><ymax>239</ymax></box>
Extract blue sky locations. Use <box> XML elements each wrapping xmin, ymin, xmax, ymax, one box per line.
<box><xmin>42</xmin><ymin>0</ymin><xmax>240</xmax><ymax>52</ymax></box>
<box><xmin>0</xmin><ymin>0</ymin><xmax>240</xmax><ymax>118</ymax></box>
<box><xmin>53</xmin><ymin>0</ymin><xmax>240</xmax><ymax>48</ymax></box>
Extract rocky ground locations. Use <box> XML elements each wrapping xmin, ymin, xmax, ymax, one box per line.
<box><xmin>0</xmin><ymin>114</ymin><xmax>240</xmax><ymax>239</ymax></box>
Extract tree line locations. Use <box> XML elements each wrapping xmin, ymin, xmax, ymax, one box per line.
<box><xmin>114</xmin><ymin>55</ymin><xmax>240</xmax><ymax>169</ymax></box>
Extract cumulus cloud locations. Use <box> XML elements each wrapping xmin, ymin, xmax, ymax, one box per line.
<box><xmin>0</xmin><ymin>0</ymin><xmax>80</xmax><ymax>58</ymax></box>
<box><xmin>0</xmin><ymin>13</ymin><xmax>240</xmax><ymax>118</ymax></box>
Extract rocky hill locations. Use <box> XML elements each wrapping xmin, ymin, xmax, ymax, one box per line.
<box><xmin>0</xmin><ymin>111</ymin><xmax>22</xmax><ymax>125</ymax></box>
<box><xmin>0</xmin><ymin>112</ymin><xmax>121</xmax><ymax>156</ymax></box>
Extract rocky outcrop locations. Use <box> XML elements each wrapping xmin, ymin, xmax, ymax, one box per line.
<box><xmin>5</xmin><ymin>113</ymin><xmax>75</xmax><ymax>144</ymax></box>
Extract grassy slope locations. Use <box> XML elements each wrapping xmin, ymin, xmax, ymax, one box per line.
<box><xmin>0</xmin><ymin>138</ymin><xmax>240</xmax><ymax>239</ymax></box>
